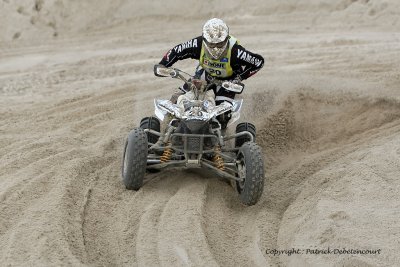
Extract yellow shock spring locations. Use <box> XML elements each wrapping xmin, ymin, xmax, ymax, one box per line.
<box><xmin>213</xmin><ymin>146</ymin><xmax>225</xmax><ymax>171</ymax></box>
<box><xmin>160</xmin><ymin>143</ymin><xmax>173</xmax><ymax>163</ymax></box>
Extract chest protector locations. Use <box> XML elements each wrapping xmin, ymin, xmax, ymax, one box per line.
<box><xmin>200</xmin><ymin>36</ymin><xmax>238</xmax><ymax>79</ymax></box>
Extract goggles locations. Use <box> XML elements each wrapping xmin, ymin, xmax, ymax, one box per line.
<box><xmin>204</xmin><ymin>37</ymin><xmax>228</xmax><ymax>49</ymax></box>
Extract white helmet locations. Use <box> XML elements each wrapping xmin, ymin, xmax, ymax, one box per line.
<box><xmin>202</xmin><ymin>18</ymin><xmax>229</xmax><ymax>59</ymax></box>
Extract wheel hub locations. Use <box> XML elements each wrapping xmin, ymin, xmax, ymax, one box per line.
<box><xmin>236</xmin><ymin>154</ymin><xmax>246</xmax><ymax>190</ymax></box>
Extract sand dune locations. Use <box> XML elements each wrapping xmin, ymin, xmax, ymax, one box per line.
<box><xmin>1</xmin><ymin>1</ymin><xmax>400</xmax><ymax>266</ymax></box>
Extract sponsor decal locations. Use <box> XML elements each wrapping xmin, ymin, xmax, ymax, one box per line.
<box><xmin>237</xmin><ymin>49</ymin><xmax>262</xmax><ymax>67</ymax></box>
<box><xmin>203</xmin><ymin>59</ymin><xmax>225</xmax><ymax>69</ymax></box>
<box><xmin>164</xmin><ymin>50</ymin><xmax>172</xmax><ymax>61</ymax></box>
<box><xmin>173</xmin><ymin>38</ymin><xmax>198</xmax><ymax>53</ymax></box>
<box><xmin>220</xmin><ymin>57</ymin><xmax>228</xmax><ymax>62</ymax></box>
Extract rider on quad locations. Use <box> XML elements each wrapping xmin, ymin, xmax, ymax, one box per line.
<box><xmin>156</xmin><ymin>18</ymin><xmax>264</xmax><ymax>129</ymax></box>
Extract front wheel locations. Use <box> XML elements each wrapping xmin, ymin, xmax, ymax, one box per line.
<box><xmin>121</xmin><ymin>128</ymin><xmax>148</xmax><ymax>190</ymax></box>
<box><xmin>235</xmin><ymin>142</ymin><xmax>265</xmax><ymax>205</ymax></box>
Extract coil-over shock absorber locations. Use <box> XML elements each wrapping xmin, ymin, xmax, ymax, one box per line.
<box><xmin>213</xmin><ymin>145</ymin><xmax>225</xmax><ymax>171</ymax></box>
<box><xmin>160</xmin><ymin>142</ymin><xmax>173</xmax><ymax>163</ymax></box>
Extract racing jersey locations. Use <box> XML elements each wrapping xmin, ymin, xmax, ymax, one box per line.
<box><xmin>159</xmin><ymin>35</ymin><xmax>264</xmax><ymax>81</ymax></box>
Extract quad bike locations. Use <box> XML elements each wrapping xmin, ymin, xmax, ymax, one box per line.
<box><xmin>121</xmin><ymin>64</ymin><xmax>265</xmax><ymax>205</ymax></box>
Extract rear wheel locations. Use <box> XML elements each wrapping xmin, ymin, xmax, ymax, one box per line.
<box><xmin>235</xmin><ymin>122</ymin><xmax>256</xmax><ymax>147</ymax></box>
<box><xmin>235</xmin><ymin>142</ymin><xmax>264</xmax><ymax>206</ymax></box>
<box><xmin>140</xmin><ymin>116</ymin><xmax>160</xmax><ymax>144</ymax></box>
<box><xmin>122</xmin><ymin>128</ymin><xmax>148</xmax><ymax>190</ymax></box>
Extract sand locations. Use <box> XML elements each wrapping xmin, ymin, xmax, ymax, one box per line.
<box><xmin>1</xmin><ymin>0</ymin><xmax>400</xmax><ymax>266</ymax></box>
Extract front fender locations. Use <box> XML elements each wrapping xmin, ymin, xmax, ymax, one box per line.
<box><xmin>154</xmin><ymin>99</ymin><xmax>182</xmax><ymax>121</ymax></box>
<box><xmin>228</xmin><ymin>99</ymin><xmax>243</xmax><ymax>127</ymax></box>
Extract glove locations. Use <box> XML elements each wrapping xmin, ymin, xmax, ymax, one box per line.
<box><xmin>230</xmin><ymin>76</ymin><xmax>242</xmax><ymax>84</ymax></box>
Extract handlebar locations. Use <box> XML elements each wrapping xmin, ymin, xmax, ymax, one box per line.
<box><xmin>154</xmin><ymin>64</ymin><xmax>244</xmax><ymax>94</ymax></box>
